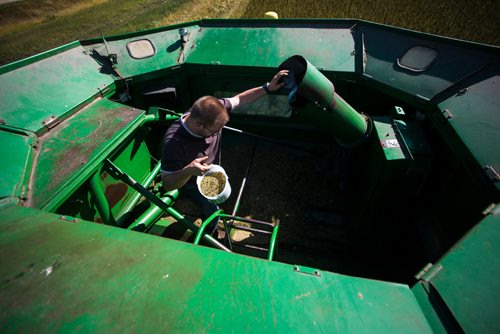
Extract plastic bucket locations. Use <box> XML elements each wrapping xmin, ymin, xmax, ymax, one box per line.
<box><xmin>196</xmin><ymin>164</ymin><xmax>231</xmax><ymax>204</ymax></box>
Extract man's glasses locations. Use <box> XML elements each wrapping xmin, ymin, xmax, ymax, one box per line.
<box><xmin>202</xmin><ymin>123</ymin><xmax>222</xmax><ymax>136</ymax></box>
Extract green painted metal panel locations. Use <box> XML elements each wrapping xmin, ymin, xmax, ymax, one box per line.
<box><xmin>0</xmin><ymin>17</ymin><xmax>498</xmax><ymax>332</ymax></box>
<box><xmin>0</xmin><ymin>45</ymin><xmax>114</xmax><ymax>134</ymax></box>
<box><xmin>30</xmin><ymin>98</ymin><xmax>144</xmax><ymax>210</ymax></box>
<box><xmin>83</xmin><ymin>26</ymin><xmax>199</xmax><ymax>79</ymax></box>
<box><xmin>423</xmin><ymin>213</ymin><xmax>500</xmax><ymax>333</ymax></box>
<box><xmin>411</xmin><ymin>282</ymin><xmax>448</xmax><ymax>334</ymax></box>
<box><xmin>0</xmin><ymin>205</ymin><xmax>432</xmax><ymax>333</ymax></box>
<box><xmin>187</xmin><ymin>27</ymin><xmax>355</xmax><ymax>72</ymax></box>
<box><xmin>438</xmin><ymin>74</ymin><xmax>500</xmax><ymax>191</ymax></box>
<box><xmin>360</xmin><ymin>25</ymin><xmax>495</xmax><ymax>101</ymax></box>
<box><xmin>372</xmin><ymin>116</ymin><xmax>412</xmax><ymax>161</ymax></box>
<box><xmin>0</xmin><ymin>129</ymin><xmax>35</xmax><ymax>200</ymax></box>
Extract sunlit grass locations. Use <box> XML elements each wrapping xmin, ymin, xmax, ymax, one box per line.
<box><xmin>0</xmin><ymin>0</ymin><xmax>229</xmax><ymax>65</ymax></box>
<box><xmin>242</xmin><ymin>0</ymin><xmax>500</xmax><ymax>45</ymax></box>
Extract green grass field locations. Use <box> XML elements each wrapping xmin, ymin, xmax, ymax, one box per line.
<box><xmin>0</xmin><ymin>0</ymin><xmax>498</xmax><ymax>65</ymax></box>
<box><xmin>243</xmin><ymin>0</ymin><xmax>500</xmax><ymax>44</ymax></box>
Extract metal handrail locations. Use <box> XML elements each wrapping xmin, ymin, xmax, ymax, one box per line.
<box><xmin>193</xmin><ymin>209</ymin><xmax>224</xmax><ymax>245</ymax></box>
<box><xmin>194</xmin><ymin>211</ymin><xmax>280</xmax><ymax>260</ymax></box>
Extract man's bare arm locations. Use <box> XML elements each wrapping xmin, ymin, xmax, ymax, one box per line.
<box><xmin>231</xmin><ymin>70</ymin><xmax>289</xmax><ymax>107</ymax></box>
<box><xmin>162</xmin><ymin>156</ymin><xmax>212</xmax><ymax>191</ymax></box>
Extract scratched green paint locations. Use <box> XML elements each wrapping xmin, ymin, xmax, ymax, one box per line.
<box><xmin>83</xmin><ymin>25</ymin><xmax>200</xmax><ymax>79</ymax></box>
<box><xmin>0</xmin><ymin>205</ymin><xmax>431</xmax><ymax>333</ymax></box>
<box><xmin>0</xmin><ymin>45</ymin><xmax>113</xmax><ymax>134</ymax></box>
<box><xmin>0</xmin><ymin>130</ymin><xmax>34</xmax><ymax>199</ymax></box>
<box><xmin>187</xmin><ymin>26</ymin><xmax>355</xmax><ymax>72</ymax></box>
<box><xmin>31</xmin><ymin>98</ymin><xmax>144</xmax><ymax>209</ymax></box>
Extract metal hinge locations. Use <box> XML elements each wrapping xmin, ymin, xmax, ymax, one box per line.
<box><xmin>415</xmin><ymin>263</ymin><xmax>443</xmax><ymax>282</ymax></box>
<box><xmin>59</xmin><ymin>215</ymin><xmax>79</xmax><ymax>223</ymax></box>
<box><xmin>441</xmin><ymin>109</ymin><xmax>453</xmax><ymax>119</ymax></box>
<box><xmin>19</xmin><ymin>185</ymin><xmax>28</xmax><ymax>200</ymax></box>
<box><xmin>482</xmin><ymin>203</ymin><xmax>500</xmax><ymax>216</ymax></box>
<box><xmin>293</xmin><ymin>265</ymin><xmax>321</xmax><ymax>277</ymax></box>
<box><xmin>42</xmin><ymin>115</ymin><xmax>61</xmax><ymax>130</ymax></box>
<box><xmin>98</xmin><ymin>84</ymin><xmax>111</xmax><ymax>96</ymax></box>
<box><xmin>484</xmin><ymin>165</ymin><xmax>500</xmax><ymax>182</ymax></box>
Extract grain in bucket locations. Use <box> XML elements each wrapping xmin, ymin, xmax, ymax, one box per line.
<box><xmin>196</xmin><ymin>164</ymin><xmax>231</xmax><ymax>204</ymax></box>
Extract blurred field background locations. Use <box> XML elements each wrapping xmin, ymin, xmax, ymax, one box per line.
<box><xmin>0</xmin><ymin>0</ymin><xmax>499</xmax><ymax>65</ymax></box>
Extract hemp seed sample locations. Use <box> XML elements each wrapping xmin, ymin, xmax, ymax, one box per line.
<box><xmin>200</xmin><ymin>172</ymin><xmax>226</xmax><ymax>197</ymax></box>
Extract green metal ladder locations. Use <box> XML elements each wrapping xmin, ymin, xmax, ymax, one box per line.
<box><xmin>194</xmin><ymin>211</ymin><xmax>280</xmax><ymax>261</ymax></box>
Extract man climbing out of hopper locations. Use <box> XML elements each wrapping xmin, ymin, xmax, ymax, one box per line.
<box><xmin>161</xmin><ymin>70</ymin><xmax>289</xmax><ymax>238</ymax></box>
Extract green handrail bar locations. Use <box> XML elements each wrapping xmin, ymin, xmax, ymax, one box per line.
<box><xmin>268</xmin><ymin>222</ymin><xmax>280</xmax><ymax>261</ymax></box>
<box><xmin>194</xmin><ymin>209</ymin><xmax>224</xmax><ymax>245</ymax></box>
<box><xmin>196</xmin><ymin>212</ymin><xmax>280</xmax><ymax>260</ymax></box>
<box><xmin>89</xmin><ymin>170</ymin><xmax>117</xmax><ymax>226</ymax></box>
<box><xmin>104</xmin><ymin>159</ymin><xmax>231</xmax><ymax>252</ymax></box>
<box><xmin>127</xmin><ymin>190</ymin><xmax>179</xmax><ymax>230</ymax></box>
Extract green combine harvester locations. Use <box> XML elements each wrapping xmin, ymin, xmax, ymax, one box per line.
<box><xmin>0</xmin><ymin>17</ymin><xmax>498</xmax><ymax>333</ymax></box>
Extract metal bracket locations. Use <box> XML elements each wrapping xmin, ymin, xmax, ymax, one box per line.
<box><xmin>42</xmin><ymin>115</ymin><xmax>61</xmax><ymax>130</ymax></box>
<box><xmin>108</xmin><ymin>54</ymin><xmax>117</xmax><ymax>65</ymax></box>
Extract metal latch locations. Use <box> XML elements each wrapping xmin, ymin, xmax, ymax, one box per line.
<box><xmin>42</xmin><ymin>115</ymin><xmax>61</xmax><ymax>130</ymax></box>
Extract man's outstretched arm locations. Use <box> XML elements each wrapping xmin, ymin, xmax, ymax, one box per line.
<box><xmin>230</xmin><ymin>70</ymin><xmax>289</xmax><ymax>107</ymax></box>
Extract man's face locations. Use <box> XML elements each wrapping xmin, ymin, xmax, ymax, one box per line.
<box><xmin>199</xmin><ymin>117</ymin><xmax>228</xmax><ymax>138</ymax></box>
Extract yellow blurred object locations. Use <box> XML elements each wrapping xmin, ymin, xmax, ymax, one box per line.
<box><xmin>264</xmin><ymin>11</ymin><xmax>279</xmax><ymax>19</ymax></box>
